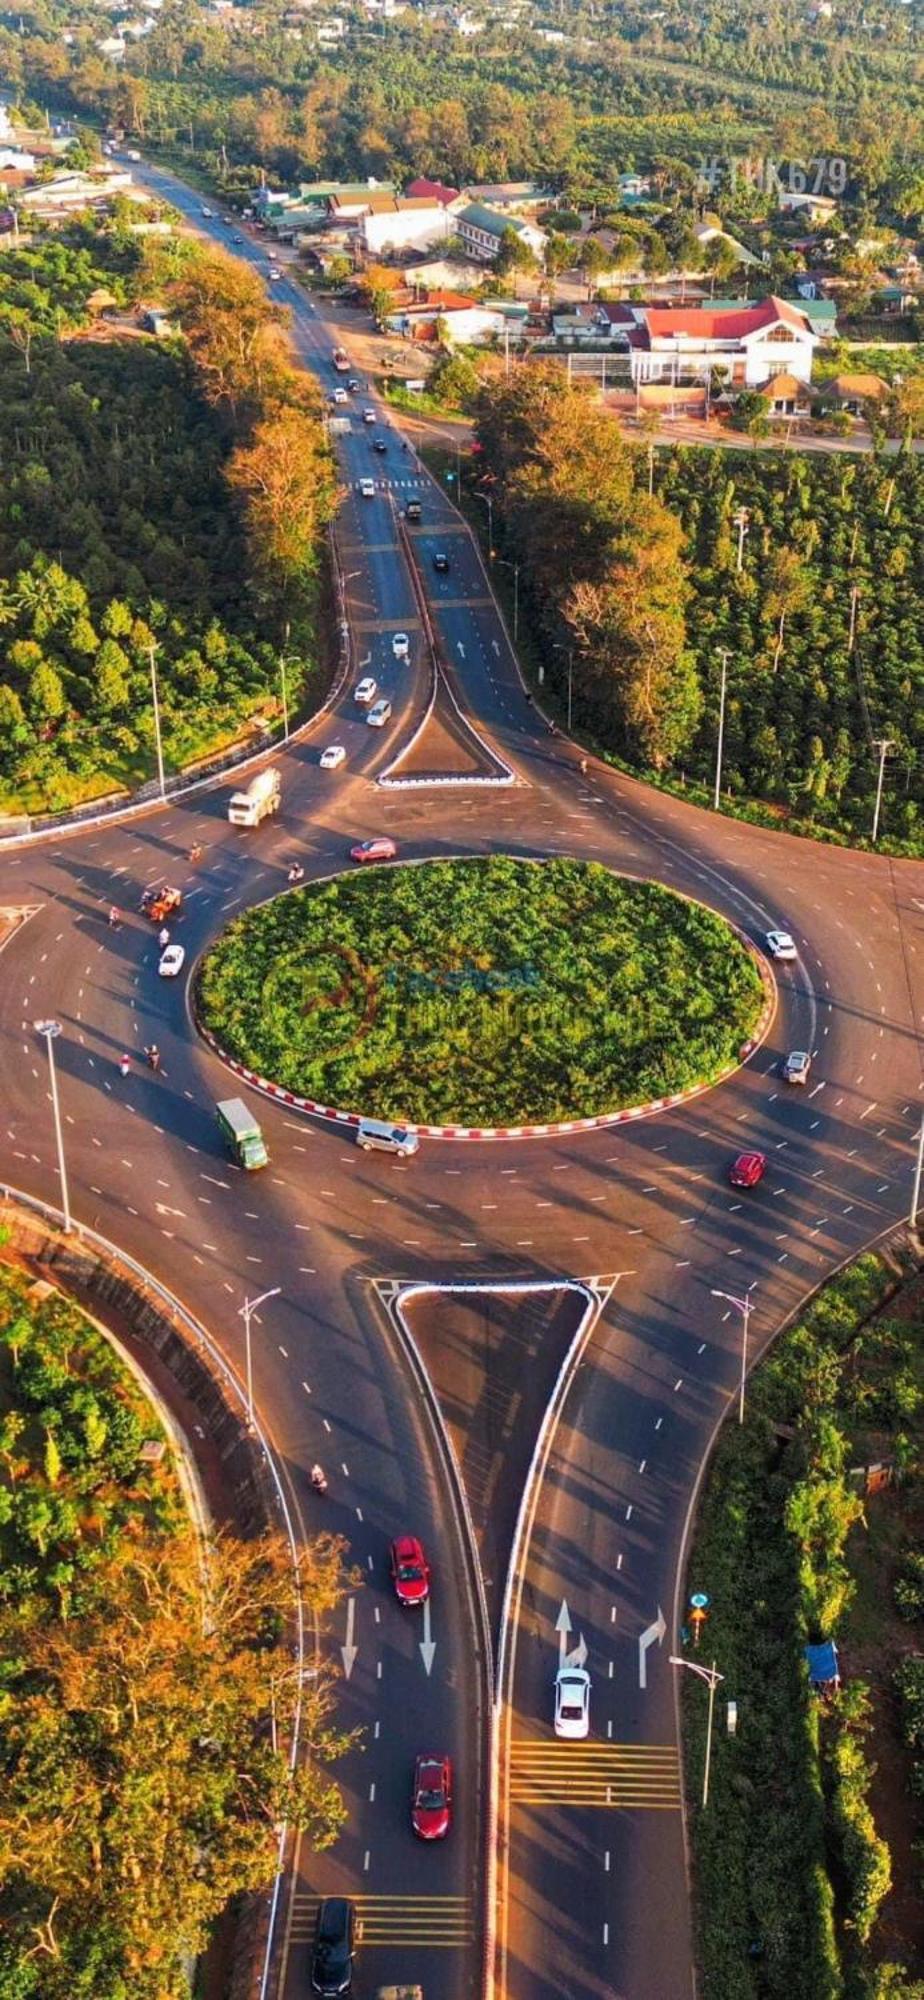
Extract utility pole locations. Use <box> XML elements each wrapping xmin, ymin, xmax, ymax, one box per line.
<box><xmin>713</xmin><ymin>648</ymin><xmax>730</xmax><ymax>812</ymax></box>
<box><xmin>871</xmin><ymin>737</ymin><xmax>894</xmax><ymax>844</ymax></box>
<box><xmin>279</xmin><ymin>620</ymin><xmax>291</xmax><ymax>742</ymax></box>
<box><xmin>732</xmin><ymin>505</ymin><xmax>750</xmax><ymax>573</ymax></box>
<box><xmin>670</xmin><ymin>1657</ymin><xmax>724</xmax><ymax>1807</ymax></box>
<box><xmin>147</xmin><ymin>642</ymin><xmax>166</xmax><ymax>799</ymax></box>
<box><xmin>35</xmin><ymin>1021</ymin><xmax>71</xmax><ymax>1232</ymax></box>
<box><xmin>848</xmin><ymin>584</ymin><xmax>859</xmax><ymax>653</ymax></box>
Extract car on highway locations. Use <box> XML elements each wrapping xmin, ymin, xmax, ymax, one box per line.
<box><xmin>333</xmin><ymin>387</ymin><xmax>348</xmax><ymax>403</ymax></box>
<box><xmin>319</xmin><ymin>745</ymin><xmax>346</xmax><ymax>770</ymax></box>
<box><xmin>356</xmin><ymin>1118</ymin><xmax>419</xmax><ymax>1157</ymax></box>
<box><xmin>367</xmin><ymin>698</ymin><xmax>392</xmax><ymax>728</ymax></box>
<box><xmin>269</xmin><ymin>268</ymin><xmax>283</xmax><ymax>282</ymax></box>
<box><xmin>372</xmin><ymin>438</ymin><xmax>388</xmax><ymax>453</ymax></box>
<box><xmin>766</xmin><ymin>930</ymin><xmax>798</xmax><ymax>961</ymax></box>
<box><xmin>433</xmin><ymin>552</ymin><xmax>450</xmax><ymax>573</ymax></box>
<box><xmin>200</xmin><ymin>205</ymin><xmax>213</xmax><ymax>218</ymax></box>
<box><xmin>729</xmin><ymin>1150</ymin><xmax>767</xmax><ymax>1189</ymax></box>
<box><xmin>392</xmin><ymin>633</ymin><xmax>409</xmax><ymax>659</ymax></box>
<box><xmin>405</xmin><ymin>500</ymin><xmax>422</xmax><ymax>523</ymax></box>
<box><xmin>783</xmin><ymin>1049</ymin><xmax>812</xmax><ymax>1085</ymax></box>
<box><xmin>231</xmin><ymin>232</ymin><xmax>243</xmax><ymax>243</ymax></box>
<box><xmin>158</xmin><ymin>944</ymin><xmax>186</xmax><ymax>979</ymax></box>
<box><xmin>354</xmin><ymin>677</ymin><xmax>378</xmax><ymax>704</ymax></box>
<box><xmin>359</xmin><ymin>478</ymin><xmax>376</xmax><ymax>499</ymax></box>
<box><xmin>390</xmin><ymin>1533</ymin><xmax>429</xmax><ymax>1603</ymax></box>
<box><xmin>554</xmin><ymin>1664</ymin><xmax>591</xmax><ymax>1740</ymax></box>
<box><xmin>311</xmin><ymin>1897</ymin><xmax>355</xmax><ymax>1996</ymax></box>
<box><xmin>348</xmin><ymin>378</ymin><xmax>360</xmax><ymax>392</ymax></box>
<box><xmin>411</xmin><ymin>1753</ymin><xmax>452</xmax><ymax>1840</ymax></box>
<box><xmin>362</xmin><ymin>408</ymin><xmax>376</xmax><ymax>424</ymax></box>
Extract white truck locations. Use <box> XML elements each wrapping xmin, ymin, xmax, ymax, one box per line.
<box><xmin>228</xmin><ymin>767</ymin><xmax>281</xmax><ymax>828</ymax></box>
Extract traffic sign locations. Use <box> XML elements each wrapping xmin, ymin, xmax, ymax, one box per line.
<box><xmin>690</xmin><ymin>1592</ymin><xmax>710</xmax><ymax>1610</ymax></box>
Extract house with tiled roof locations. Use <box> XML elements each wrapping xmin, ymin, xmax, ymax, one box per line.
<box><xmin>456</xmin><ymin>202</ymin><xmax>546</xmax><ymax>264</ymax></box>
<box><xmin>628</xmin><ymin>296</ymin><xmax>817</xmax><ymax>388</ymax></box>
<box><xmin>385</xmin><ymin>290</ymin><xmax>512</xmax><ymax>345</ymax></box>
<box><xmin>406</xmin><ymin>177</ymin><xmax>460</xmax><ymax>207</ymax></box>
<box><xmin>358</xmin><ymin>195</ymin><xmax>456</xmax><ymax>255</ymax></box>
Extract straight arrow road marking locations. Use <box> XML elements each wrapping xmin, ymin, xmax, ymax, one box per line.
<box><xmin>420</xmin><ymin>1597</ymin><xmax>436</xmax><ymax>1676</ymax></box>
<box><xmin>555</xmin><ymin>1598</ymin><xmax>572</xmax><ymax>1665</ymax></box>
<box><xmin>638</xmin><ymin>1606</ymin><xmax>667</xmax><ymax>1689</ymax></box>
<box><xmin>341</xmin><ymin>1596</ymin><xmax>358</xmax><ymax>1680</ymax></box>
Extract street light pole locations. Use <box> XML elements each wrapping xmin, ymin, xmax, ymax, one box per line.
<box><xmin>732</xmin><ymin>506</ymin><xmax>750</xmax><ymax>573</ymax></box>
<box><xmin>35</xmin><ymin>1020</ymin><xmax>71</xmax><ymax>1232</ymax></box>
<box><xmin>713</xmin><ymin>648</ymin><xmax>730</xmax><ymax>812</ymax></box>
<box><xmin>871</xmin><ymin>737</ymin><xmax>894</xmax><ymax>844</ymax></box>
<box><xmin>239</xmin><ymin>1286</ymin><xmax>281</xmax><ymax>1428</ymax></box>
<box><xmin>911</xmin><ymin>1113</ymin><xmax>924</xmax><ymax>1233</ymax></box>
<box><xmin>498</xmin><ymin>559</ymin><xmax>519</xmax><ymax>641</ymax></box>
<box><xmin>553</xmin><ymin>643</ymin><xmax>574</xmax><ymax>729</ymax></box>
<box><xmin>279</xmin><ymin>621</ymin><xmax>290</xmax><ymax>743</ymax></box>
<box><xmin>146</xmin><ymin>642</ymin><xmax>166</xmax><ymax>800</ymax></box>
<box><xmin>711</xmin><ymin>1284</ymin><xmax>756</xmax><ymax>1425</ymax></box>
<box><xmin>475</xmin><ymin>490</ymin><xmax>494</xmax><ymax>555</ymax></box>
<box><xmin>669</xmin><ymin>1656</ymin><xmax>724</xmax><ymax>1807</ymax></box>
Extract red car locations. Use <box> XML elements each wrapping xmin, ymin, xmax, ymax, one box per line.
<box><xmin>412</xmin><ymin>1753</ymin><xmax>452</xmax><ymax>1840</ymax></box>
<box><xmin>729</xmin><ymin>1150</ymin><xmax>767</xmax><ymax>1189</ymax></box>
<box><xmin>390</xmin><ymin>1535</ymin><xmax>430</xmax><ymax>1606</ymax></box>
<box><xmin>350</xmin><ymin>837</ymin><xmax>398</xmax><ymax>865</ymax></box>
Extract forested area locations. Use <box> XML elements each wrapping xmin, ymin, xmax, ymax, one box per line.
<box><xmin>0</xmin><ymin>1264</ymin><xmax>358</xmax><ymax>1999</ymax></box>
<box><xmin>472</xmin><ymin>367</ymin><xmax>923</xmax><ymax>849</ymax></box>
<box><xmin>0</xmin><ymin>226</ymin><xmax>335</xmax><ymax>813</ymax></box>
<box><xmin>6</xmin><ymin>0</ymin><xmax>924</xmax><ymax>224</ymax></box>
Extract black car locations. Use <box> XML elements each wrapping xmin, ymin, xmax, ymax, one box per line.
<box><xmin>311</xmin><ymin>1898</ymin><xmax>355</xmax><ymax>1996</ymax></box>
<box><xmin>406</xmin><ymin>500</ymin><xmax>422</xmax><ymax>522</ymax></box>
<box><xmin>372</xmin><ymin>438</ymin><xmax>388</xmax><ymax>453</ymax></box>
<box><xmin>433</xmin><ymin>552</ymin><xmax>449</xmax><ymax>572</ymax></box>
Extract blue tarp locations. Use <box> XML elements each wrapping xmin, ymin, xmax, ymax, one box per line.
<box><xmin>805</xmin><ymin>1640</ymin><xmax>839</xmax><ymax>1685</ymax></box>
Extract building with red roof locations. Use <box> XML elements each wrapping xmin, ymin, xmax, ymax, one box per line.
<box><xmin>629</xmin><ymin>294</ymin><xmax>817</xmax><ymax>388</ymax></box>
<box><xmin>406</xmin><ymin>177</ymin><xmax>461</xmax><ymax>207</ymax></box>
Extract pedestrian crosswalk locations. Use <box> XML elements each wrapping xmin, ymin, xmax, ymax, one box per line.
<box><xmin>509</xmin><ymin>1739</ymin><xmax>682</xmax><ymax>1809</ymax></box>
<box><xmin>291</xmin><ymin>1894</ymin><xmax>474</xmax><ymax>1947</ymax></box>
<box><xmin>351</xmin><ymin>477</ymin><xmax>428</xmax><ymax>492</ymax></box>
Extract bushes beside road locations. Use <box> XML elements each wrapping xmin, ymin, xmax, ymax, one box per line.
<box><xmin>683</xmin><ymin>1250</ymin><xmax>924</xmax><ymax>1998</ymax></box>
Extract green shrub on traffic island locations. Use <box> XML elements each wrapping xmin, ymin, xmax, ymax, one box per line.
<box><xmin>197</xmin><ymin>855</ymin><xmax>764</xmax><ymax>1125</ymax></box>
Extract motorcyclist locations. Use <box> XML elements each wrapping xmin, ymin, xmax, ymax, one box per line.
<box><xmin>310</xmin><ymin>1463</ymin><xmax>328</xmax><ymax>1493</ymax></box>
<box><xmin>109</xmin><ymin>905</ymin><xmax>120</xmax><ymax>928</ymax></box>
<box><xmin>145</xmin><ymin>1044</ymin><xmax>161</xmax><ymax>1072</ymax></box>
<box><xmin>287</xmin><ymin>862</ymin><xmax>304</xmax><ymax>884</ymax></box>
<box><xmin>119</xmin><ymin>1053</ymin><xmax>131</xmax><ymax>1078</ymax></box>
<box><xmin>158</xmin><ymin>926</ymin><xmax>170</xmax><ymax>948</ymax></box>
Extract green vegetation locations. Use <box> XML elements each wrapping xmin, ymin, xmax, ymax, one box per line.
<box><xmin>471</xmin><ymin>367</ymin><xmax>923</xmax><ymax>851</ymax></box>
<box><xmin>197</xmin><ymin>855</ymin><xmax>763</xmax><ymax>1125</ymax></box>
<box><xmin>683</xmin><ymin>1250</ymin><xmax>924</xmax><ymax>1999</ymax></box>
<box><xmin>0</xmin><ymin>224</ymin><xmax>335</xmax><ymax>814</ymax></box>
<box><xmin>0</xmin><ymin>1261</ymin><xmax>358</xmax><ymax>1999</ymax></box>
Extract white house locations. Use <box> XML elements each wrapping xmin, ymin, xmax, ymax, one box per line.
<box><xmin>628</xmin><ymin>297</ymin><xmax>817</xmax><ymax>388</ymax></box>
<box><xmin>778</xmin><ymin>189</ymin><xmax>839</xmax><ymax>225</ymax></box>
<box><xmin>359</xmin><ymin>196</ymin><xmax>455</xmax><ymax>256</ymax></box>
<box><xmin>386</xmin><ymin>291</ymin><xmax>508</xmax><ymax>345</ymax></box>
<box><xmin>0</xmin><ymin>102</ymin><xmax>13</xmax><ymax>142</ymax></box>
<box><xmin>456</xmin><ymin>201</ymin><xmax>546</xmax><ymax>264</ymax></box>
<box><xmin>0</xmin><ymin>146</ymin><xmax>36</xmax><ymax>171</ymax></box>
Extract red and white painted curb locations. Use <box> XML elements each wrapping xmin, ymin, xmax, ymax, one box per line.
<box><xmin>198</xmin><ymin>956</ymin><xmax>776</xmax><ymax>1144</ymax></box>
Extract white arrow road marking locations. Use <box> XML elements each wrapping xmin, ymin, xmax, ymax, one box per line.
<box><xmin>457</xmin><ymin>642</ymin><xmax>466</xmax><ymax>658</ymax></box>
<box><xmin>419</xmin><ymin>1597</ymin><xmax>436</xmax><ymax>1676</ymax></box>
<box><xmin>638</xmin><ymin>1606</ymin><xmax>667</xmax><ymax>1689</ymax></box>
<box><xmin>555</xmin><ymin>1598</ymin><xmax>572</xmax><ymax>1665</ymax></box>
<box><xmin>341</xmin><ymin>1596</ymin><xmax>358</xmax><ymax>1681</ymax></box>
<box><xmin>492</xmin><ymin>639</ymin><xmax>500</xmax><ymax>654</ymax></box>
<box><xmin>568</xmin><ymin>1631</ymin><xmax>588</xmax><ymax>1670</ymax></box>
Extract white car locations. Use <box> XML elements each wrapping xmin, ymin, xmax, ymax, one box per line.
<box><xmin>362</xmin><ymin>408</ymin><xmax>376</xmax><ymax>424</ymax></box>
<box><xmin>392</xmin><ymin>633</ymin><xmax>409</xmax><ymax>660</ymax></box>
<box><xmin>269</xmin><ymin>268</ymin><xmax>283</xmax><ymax>282</ymax></box>
<box><xmin>320</xmin><ymin>745</ymin><xmax>346</xmax><ymax>770</ymax></box>
<box><xmin>367</xmin><ymin>699</ymin><xmax>392</xmax><ymax>728</ymax></box>
<box><xmin>158</xmin><ymin>944</ymin><xmax>186</xmax><ymax>979</ymax></box>
<box><xmin>333</xmin><ymin>387</ymin><xmax>348</xmax><ymax>404</ymax></box>
<box><xmin>766</xmin><ymin>930</ymin><xmax>798</xmax><ymax>962</ymax></box>
<box><xmin>783</xmin><ymin>1049</ymin><xmax>812</xmax><ymax>1085</ymax></box>
<box><xmin>354</xmin><ymin>677</ymin><xmax>378</xmax><ymax>705</ymax></box>
<box><xmin>359</xmin><ymin>478</ymin><xmax>376</xmax><ymax>499</ymax></box>
<box><xmin>200</xmin><ymin>205</ymin><xmax>213</xmax><ymax>218</ymax></box>
<box><xmin>554</xmin><ymin>1665</ymin><xmax>591</xmax><ymax>1740</ymax></box>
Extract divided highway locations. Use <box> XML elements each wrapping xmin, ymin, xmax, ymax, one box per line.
<box><xmin>2</xmin><ymin>165</ymin><xmax>923</xmax><ymax>2000</ymax></box>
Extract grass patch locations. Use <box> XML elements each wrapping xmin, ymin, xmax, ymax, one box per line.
<box><xmin>197</xmin><ymin>854</ymin><xmax>763</xmax><ymax>1125</ymax></box>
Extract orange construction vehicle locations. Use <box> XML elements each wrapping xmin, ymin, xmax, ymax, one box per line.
<box><xmin>141</xmin><ymin>885</ymin><xmax>183</xmax><ymax>923</ymax></box>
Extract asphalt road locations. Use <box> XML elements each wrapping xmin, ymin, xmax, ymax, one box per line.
<box><xmin>2</xmin><ymin>164</ymin><xmax>923</xmax><ymax>2000</ymax></box>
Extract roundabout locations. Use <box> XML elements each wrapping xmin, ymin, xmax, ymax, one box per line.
<box><xmin>195</xmin><ymin>855</ymin><xmax>767</xmax><ymax>1130</ymax></box>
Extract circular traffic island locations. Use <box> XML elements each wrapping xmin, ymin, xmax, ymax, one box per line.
<box><xmin>197</xmin><ymin>856</ymin><xmax>765</xmax><ymax>1129</ymax></box>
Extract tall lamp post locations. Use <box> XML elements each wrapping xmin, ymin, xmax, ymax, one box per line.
<box><xmin>713</xmin><ymin>648</ymin><xmax>731</xmax><ymax>812</ymax></box>
<box><xmin>35</xmin><ymin>1019</ymin><xmax>71</xmax><ymax>1232</ymax></box>
<box><xmin>871</xmin><ymin>737</ymin><xmax>894</xmax><ymax>845</ymax></box>
<box><xmin>711</xmin><ymin>1284</ymin><xmax>756</xmax><ymax>1425</ymax></box>
<box><xmin>279</xmin><ymin>621</ymin><xmax>290</xmax><ymax>743</ymax></box>
<box><xmin>497</xmin><ymin>558</ymin><xmax>520</xmax><ymax>642</ymax></box>
<box><xmin>146</xmin><ymin>643</ymin><xmax>166</xmax><ymax>801</ymax></box>
<box><xmin>911</xmin><ymin>1113</ymin><xmax>924</xmax><ymax>1233</ymax></box>
<box><xmin>239</xmin><ymin>1286</ymin><xmax>281</xmax><ymax>1428</ymax></box>
<box><xmin>669</xmin><ymin>1655</ymin><xmax>724</xmax><ymax>1807</ymax></box>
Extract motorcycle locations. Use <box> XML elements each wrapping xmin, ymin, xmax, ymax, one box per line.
<box><xmin>310</xmin><ymin>1464</ymin><xmax>328</xmax><ymax>1495</ymax></box>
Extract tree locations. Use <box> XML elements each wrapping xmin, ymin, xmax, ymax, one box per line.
<box><xmin>495</xmin><ymin>227</ymin><xmax>537</xmax><ymax>281</ymax></box>
<box><xmin>764</xmin><ymin>545</ymin><xmax>811</xmax><ymax>672</ymax></box>
<box><xmin>226</xmin><ymin>404</ymin><xmax>337</xmax><ymax>595</ymax></box>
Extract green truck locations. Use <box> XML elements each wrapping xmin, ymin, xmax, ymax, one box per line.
<box><xmin>216</xmin><ymin>1097</ymin><xmax>268</xmax><ymax>1170</ymax></box>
